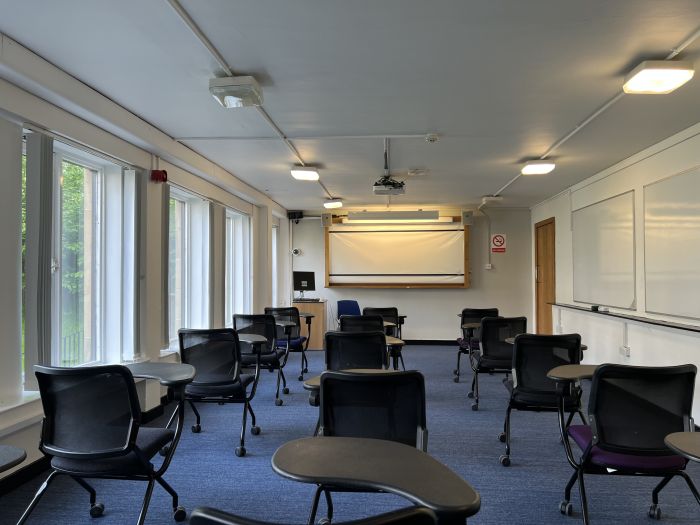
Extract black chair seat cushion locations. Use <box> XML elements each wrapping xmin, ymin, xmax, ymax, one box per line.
<box><xmin>51</xmin><ymin>427</ymin><xmax>174</xmax><ymax>475</ymax></box>
<box><xmin>568</xmin><ymin>425</ymin><xmax>688</xmax><ymax>472</ymax></box>
<box><xmin>275</xmin><ymin>337</ymin><xmax>307</xmax><ymax>351</ymax></box>
<box><xmin>186</xmin><ymin>374</ymin><xmax>254</xmax><ymax>398</ymax></box>
<box><xmin>475</xmin><ymin>356</ymin><xmax>511</xmax><ymax>371</ymax></box>
<box><xmin>505</xmin><ymin>379</ymin><xmax>580</xmax><ymax>410</ymax></box>
<box><xmin>241</xmin><ymin>349</ymin><xmax>285</xmax><ymax>367</ymax></box>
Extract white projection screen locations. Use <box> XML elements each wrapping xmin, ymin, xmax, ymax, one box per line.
<box><xmin>327</xmin><ymin>227</ymin><xmax>468</xmax><ymax>288</ymax></box>
<box><xmin>572</xmin><ymin>191</ymin><xmax>636</xmax><ymax>309</ymax></box>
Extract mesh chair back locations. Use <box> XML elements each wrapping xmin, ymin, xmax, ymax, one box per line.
<box><xmin>179</xmin><ymin>328</ymin><xmax>241</xmax><ymax>381</ymax></box>
<box><xmin>339</xmin><ymin>315</ymin><xmax>384</xmax><ymax>333</ymax></box>
<box><xmin>320</xmin><ymin>371</ymin><xmax>427</xmax><ymax>449</ymax></box>
<box><xmin>265</xmin><ymin>307</ymin><xmax>301</xmax><ymax>339</ymax></box>
<box><xmin>589</xmin><ymin>364</ymin><xmax>696</xmax><ymax>456</ymax></box>
<box><xmin>363</xmin><ymin>307</ymin><xmax>399</xmax><ymax>326</ymax></box>
<box><xmin>325</xmin><ymin>331</ymin><xmax>387</xmax><ymax>370</ymax></box>
<box><xmin>337</xmin><ymin>300</ymin><xmax>361</xmax><ymax>317</ymax></box>
<box><xmin>233</xmin><ymin>314</ymin><xmax>276</xmax><ymax>354</ymax></box>
<box><xmin>460</xmin><ymin>308</ymin><xmax>498</xmax><ymax>340</ymax></box>
<box><xmin>480</xmin><ymin>317</ymin><xmax>527</xmax><ymax>361</ymax></box>
<box><xmin>35</xmin><ymin>365</ymin><xmax>140</xmax><ymax>458</ymax></box>
<box><xmin>512</xmin><ymin>334</ymin><xmax>581</xmax><ymax>393</ymax></box>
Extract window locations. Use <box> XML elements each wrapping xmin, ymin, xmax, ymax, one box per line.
<box><xmin>168</xmin><ymin>187</ymin><xmax>210</xmax><ymax>346</ymax></box>
<box><xmin>271</xmin><ymin>225</ymin><xmax>278</xmax><ymax>306</ymax></box>
<box><xmin>224</xmin><ymin>209</ymin><xmax>251</xmax><ymax>325</ymax></box>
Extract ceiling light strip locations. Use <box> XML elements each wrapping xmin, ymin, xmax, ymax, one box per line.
<box><xmin>493</xmin><ymin>23</ymin><xmax>700</xmax><ymax>198</ymax></box>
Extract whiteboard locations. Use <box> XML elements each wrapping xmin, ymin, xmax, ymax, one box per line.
<box><xmin>328</xmin><ymin>228</ymin><xmax>465</xmax><ymax>285</ymax></box>
<box><xmin>644</xmin><ymin>169</ymin><xmax>700</xmax><ymax>320</ymax></box>
<box><xmin>573</xmin><ymin>191</ymin><xmax>636</xmax><ymax>309</ymax></box>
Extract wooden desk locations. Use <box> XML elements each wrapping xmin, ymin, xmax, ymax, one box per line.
<box><xmin>272</xmin><ymin>437</ymin><xmax>481</xmax><ymax>524</ymax></box>
<box><xmin>293</xmin><ymin>300</ymin><xmax>326</xmax><ymax>350</ymax></box>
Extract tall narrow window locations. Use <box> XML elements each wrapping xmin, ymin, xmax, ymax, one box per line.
<box><xmin>225</xmin><ymin>209</ymin><xmax>251</xmax><ymax>325</ymax></box>
<box><xmin>271</xmin><ymin>225</ymin><xmax>278</xmax><ymax>306</ymax></box>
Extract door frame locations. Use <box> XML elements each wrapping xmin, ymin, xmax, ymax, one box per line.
<box><xmin>534</xmin><ymin>217</ymin><xmax>556</xmax><ymax>334</ymax></box>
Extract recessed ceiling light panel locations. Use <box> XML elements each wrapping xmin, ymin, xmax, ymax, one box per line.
<box><xmin>521</xmin><ymin>160</ymin><xmax>556</xmax><ymax>175</ymax></box>
<box><xmin>290</xmin><ymin>167</ymin><xmax>320</xmax><ymax>181</ymax></box>
<box><xmin>209</xmin><ymin>76</ymin><xmax>263</xmax><ymax>108</ymax></box>
<box><xmin>323</xmin><ymin>198</ymin><xmax>343</xmax><ymax>209</ymax></box>
<box><xmin>623</xmin><ymin>60</ymin><xmax>694</xmax><ymax>94</ymax></box>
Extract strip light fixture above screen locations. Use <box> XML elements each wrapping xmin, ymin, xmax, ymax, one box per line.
<box><xmin>343</xmin><ymin>210</ymin><xmax>450</xmax><ymax>223</ymax></box>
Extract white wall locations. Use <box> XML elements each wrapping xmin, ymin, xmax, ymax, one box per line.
<box><xmin>292</xmin><ymin>209</ymin><xmax>533</xmax><ymax>340</ymax></box>
<box><xmin>532</xmin><ymin>120</ymin><xmax>700</xmax><ymax>420</ymax></box>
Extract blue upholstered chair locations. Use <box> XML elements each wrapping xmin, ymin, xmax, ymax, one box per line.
<box><xmin>337</xmin><ymin>300</ymin><xmax>361</xmax><ymax>318</ymax></box>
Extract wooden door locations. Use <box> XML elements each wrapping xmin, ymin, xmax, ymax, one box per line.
<box><xmin>535</xmin><ymin>218</ymin><xmax>556</xmax><ymax>334</ymax></box>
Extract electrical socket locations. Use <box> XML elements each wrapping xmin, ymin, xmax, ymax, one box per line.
<box><xmin>484</xmin><ymin>263</ymin><xmax>493</xmax><ymax>270</ymax></box>
<box><xmin>619</xmin><ymin>345</ymin><xmax>631</xmax><ymax>357</ymax></box>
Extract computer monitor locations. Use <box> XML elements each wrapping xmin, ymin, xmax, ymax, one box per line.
<box><xmin>293</xmin><ymin>271</ymin><xmax>316</xmax><ymax>293</ymax></box>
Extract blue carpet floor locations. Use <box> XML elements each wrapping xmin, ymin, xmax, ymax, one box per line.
<box><xmin>2</xmin><ymin>345</ymin><xmax>699</xmax><ymax>524</ymax></box>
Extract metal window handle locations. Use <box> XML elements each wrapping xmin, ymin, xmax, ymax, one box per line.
<box><xmin>50</xmin><ymin>258</ymin><xmax>59</xmax><ymax>274</ymax></box>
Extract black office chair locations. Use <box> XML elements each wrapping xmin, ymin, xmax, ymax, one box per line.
<box><xmin>339</xmin><ymin>314</ymin><xmax>384</xmax><ymax>333</ymax></box>
<box><xmin>560</xmin><ymin>364</ymin><xmax>699</xmax><ymax>523</ymax></box>
<box><xmin>190</xmin><ymin>506</ymin><xmax>437</xmax><ymax>525</ymax></box>
<box><xmin>468</xmin><ymin>316</ymin><xmax>526</xmax><ymax>411</ymax></box>
<box><xmin>363</xmin><ymin>306</ymin><xmax>401</xmax><ymax>338</ymax></box>
<box><xmin>18</xmin><ymin>365</ymin><xmax>186</xmax><ymax>525</ymax></box>
<box><xmin>454</xmin><ymin>308</ymin><xmax>498</xmax><ymax>383</ymax></box>
<box><xmin>234</xmin><ymin>314</ymin><xmax>290</xmax><ymax>406</ymax></box>
<box><xmin>498</xmin><ymin>333</ymin><xmax>585</xmax><ymax>466</ymax></box>
<box><xmin>309</xmin><ymin>371</ymin><xmax>428</xmax><ymax>525</ymax></box>
<box><xmin>266</xmin><ymin>306</ymin><xmax>310</xmax><ymax>381</ymax></box>
<box><xmin>179</xmin><ymin>328</ymin><xmax>261</xmax><ymax>457</ymax></box>
<box><xmin>325</xmin><ymin>331</ymin><xmax>388</xmax><ymax>371</ymax></box>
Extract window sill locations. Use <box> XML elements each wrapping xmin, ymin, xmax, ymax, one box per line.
<box><xmin>0</xmin><ymin>392</ymin><xmax>43</xmax><ymax>439</ymax></box>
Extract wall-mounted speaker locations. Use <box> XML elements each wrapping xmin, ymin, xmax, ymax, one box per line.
<box><xmin>321</xmin><ymin>213</ymin><xmax>332</xmax><ymax>227</ymax></box>
<box><xmin>461</xmin><ymin>210</ymin><xmax>474</xmax><ymax>226</ymax></box>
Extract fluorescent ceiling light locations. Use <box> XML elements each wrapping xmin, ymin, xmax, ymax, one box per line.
<box><xmin>324</xmin><ymin>198</ymin><xmax>343</xmax><ymax>209</ymax></box>
<box><xmin>343</xmin><ymin>210</ymin><xmax>448</xmax><ymax>223</ymax></box>
<box><xmin>623</xmin><ymin>60</ymin><xmax>694</xmax><ymax>94</ymax></box>
<box><xmin>290</xmin><ymin>167</ymin><xmax>320</xmax><ymax>181</ymax></box>
<box><xmin>209</xmin><ymin>76</ymin><xmax>263</xmax><ymax>108</ymax></box>
<box><xmin>521</xmin><ymin>160</ymin><xmax>556</xmax><ymax>175</ymax></box>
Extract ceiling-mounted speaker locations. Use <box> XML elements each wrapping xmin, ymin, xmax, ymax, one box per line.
<box><xmin>461</xmin><ymin>210</ymin><xmax>474</xmax><ymax>226</ymax></box>
<box><xmin>321</xmin><ymin>213</ymin><xmax>332</xmax><ymax>227</ymax></box>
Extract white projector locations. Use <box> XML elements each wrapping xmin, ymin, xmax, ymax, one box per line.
<box><xmin>209</xmin><ymin>76</ymin><xmax>263</xmax><ymax>108</ymax></box>
<box><xmin>373</xmin><ymin>179</ymin><xmax>406</xmax><ymax>196</ymax></box>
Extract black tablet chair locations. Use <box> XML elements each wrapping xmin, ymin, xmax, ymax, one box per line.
<box><xmin>265</xmin><ymin>306</ymin><xmax>310</xmax><ymax>381</ymax></box>
<box><xmin>468</xmin><ymin>316</ymin><xmax>526</xmax><ymax>411</ymax></box>
<box><xmin>178</xmin><ymin>328</ymin><xmax>261</xmax><ymax>457</ymax></box>
<box><xmin>363</xmin><ymin>306</ymin><xmax>401</xmax><ymax>338</ymax></box>
<box><xmin>234</xmin><ymin>314</ymin><xmax>289</xmax><ymax>406</ymax></box>
<box><xmin>190</xmin><ymin>506</ymin><xmax>437</xmax><ymax>525</ymax></box>
<box><xmin>309</xmin><ymin>371</ymin><xmax>428</xmax><ymax>525</ymax></box>
<box><xmin>454</xmin><ymin>308</ymin><xmax>499</xmax><ymax>383</ymax></box>
<box><xmin>18</xmin><ymin>365</ymin><xmax>186</xmax><ymax>525</ymax></box>
<box><xmin>325</xmin><ymin>331</ymin><xmax>388</xmax><ymax>371</ymax></box>
<box><xmin>560</xmin><ymin>364</ymin><xmax>699</xmax><ymax>523</ymax></box>
<box><xmin>498</xmin><ymin>333</ymin><xmax>585</xmax><ymax>466</ymax></box>
<box><xmin>339</xmin><ymin>314</ymin><xmax>384</xmax><ymax>333</ymax></box>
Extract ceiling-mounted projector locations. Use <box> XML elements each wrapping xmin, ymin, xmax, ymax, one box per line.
<box><xmin>373</xmin><ymin>176</ymin><xmax>406</xmax><ymax>195</ymax></box>
<box><xmin>209</xmin><ymin>76</ymin><xmax>263</xmax><ymax>108</ymax></box>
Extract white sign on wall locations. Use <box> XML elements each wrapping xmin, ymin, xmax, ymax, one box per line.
<box><xmin>491</xmin><ymin>233</ymin><xmax>506</xmax><ymax>253</ymax></box>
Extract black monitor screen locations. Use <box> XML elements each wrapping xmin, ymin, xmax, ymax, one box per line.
<box><xmin>293</xmin><ymin>271</ymin><xmax>316</xmax><ymax>292</ymax></box>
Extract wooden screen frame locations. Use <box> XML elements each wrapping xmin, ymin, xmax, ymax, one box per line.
<box><xmin>324</xmin><ymin>224</ymin><xmax>470</xmax><ymax>289</ymax></box>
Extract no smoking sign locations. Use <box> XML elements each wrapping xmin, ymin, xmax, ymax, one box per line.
<box><xmin>491</xmin><ymin>234</ymin><xmax>506</xmax><ymax>253</ymax></box>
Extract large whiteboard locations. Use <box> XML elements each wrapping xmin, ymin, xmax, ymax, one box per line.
<box><xmin>573</xmin><ymin>191</ymin><xmax>636</xmax><ymax>309</ymax></box>
<box><xmin>327</xmin><ymin>228</ymin><xmax>466</xmax><ymax>286</ymax></box>
<box><xmin>644</xmin><ymin>169</ymin><xmax>700</xmax><ymax>320</ymax></box>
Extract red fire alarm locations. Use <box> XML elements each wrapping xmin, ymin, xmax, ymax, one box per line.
<box><xmin>150</xmin><ymin>169</ymin><xmax>168</xmax><ymax>183</ymax></box>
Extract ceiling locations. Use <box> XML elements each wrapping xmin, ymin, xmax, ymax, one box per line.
<box><xmin>1</xmin><ymin>0</ymin><xmax>700</xmax><ymax>211</ymax></box>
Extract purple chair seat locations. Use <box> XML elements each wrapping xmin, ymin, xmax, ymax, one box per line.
<box><xmin>456</xmin><ymin>337</ymin><xmax>478</xmax><ymax>350</ymax></box>
<box><xmin>276</xmin><ymin>336</ymin><xmax>307</xmax><ymax>350</ymax></box>
<box><xmin>568</xmin><ymin>425</ymin><xmax>687</xmax><ymax>471</ymax></box>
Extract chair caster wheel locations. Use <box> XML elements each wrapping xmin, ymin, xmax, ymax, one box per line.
<box><xmin>453</xmin><ymin>377</ymin><xmax>460</xmax><ymax>383</ymax></box>
<box><xmin>318</xmin><ymin>519</ymin><xmax>331</xmax><ymax>525</ymax></box>
<box><xmin>471</xmin><ymin>403</ymin><xmax>479</xmax><ymax>411</ymax></box>
<box><xmin>159</xmin><ymin>445</ymin><xmax>170</xmax><ymax>457</ymax></box>
<box><xmin>268</xmin><ymin>368</ymin><xmax>275</xmax><ymax>373</ymax></box>
<box><xmin>275</xmin><ymin>398</ymin><xmax>283</xmax><ymax>406</ymax></box>
<box><xmin>499</xmin><ymin>455</ymin><xmax>510</xmax><ymax>467</ymax></box>
<box><xmin>298</xmin><ymin>375</ymin><xmax>304</xmax><ymax>381</ymax></box>
<box><xmin>173</xmin><ymin>506</ymin><xmax>187</xmax><ymax>522</ymax></box>
<box><xmin>648</xmin><ymin>504</ymin><xmax>661</xmax><ymax>520</ymax></box>
<box><xmin>235</xmin><ymin>446</ymin><xmax>246</xmax><ymax>457</ymax></box>
<box><xmin>304</xmin><ymin>367</ymin><xmax>309</xmax><ymax>373</ymax></box>
<box><xmin>191</xmin><ymin>424</ymin><xmax>201</xmax><ymax>433</ymax></box>
<box><xmin>251</xmin><ymin>426</ymin><xmax>261</xmax><ymax>435</ymax></box>
<box><xmin>467</xmin><ymin>392</ymin><xmax>474</xmax><ymax>399</ymax></box>
<box><xmin>90</xmin><ymin>502</ymin><xmax>104</xmax><ymax>518</ymax></box>
<box><xmin>498</xmin><ymin>432</ymin><xmax>506</xmax><ymax>443</ymax></box>
<box><xmin>453</xmin><ymin>369</ymin><xmax>458</xmax><ymax>375</ymax></box>
<box><xmin>559</xmin><ymin>501</ymin><xmax>572</xmax><ymax>516</ymax></box>
<box><xmin>283</xmin><ymin>387</ymin><xmax>290</xmax><ymax>394</ymax></box>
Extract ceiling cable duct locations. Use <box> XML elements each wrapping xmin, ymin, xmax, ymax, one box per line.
<box><xmin>492</xmin><ymin>23</ymin><xmax>700</xmax><ymax>198</ymax></box>
<box><xmin>174</xmin><ymin>133</ymin><xmax>431</xmax><ymax>141</ymax></box>
<box><xmin>384</xmin><ymin>137</ymin><xmax>390</xmax><ymax>176</ymax></box>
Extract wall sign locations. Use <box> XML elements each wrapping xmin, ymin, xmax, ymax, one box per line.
<box><xmin>491</xmin><ymin>233</ymin><xmax>506</xmax><ymax>253</ymax></box>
